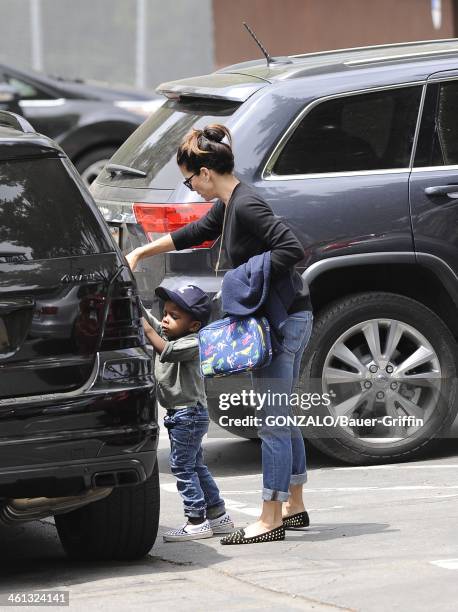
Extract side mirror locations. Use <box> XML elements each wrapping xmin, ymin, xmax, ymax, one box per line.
<box><xmin>0</xmin><ymin>84</ymin><xmax>21</xmax><ymax>114</ymax></box>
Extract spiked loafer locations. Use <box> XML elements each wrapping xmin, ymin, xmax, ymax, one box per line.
<box><xmin>282</xmin><ymin>510</ymin><xmax>310</xmax><ymax>529</ymax></box>
<box><xmin>220</xmin><ymin>525</ymin><xmax>285</xmax><ymax>545</ymax></box>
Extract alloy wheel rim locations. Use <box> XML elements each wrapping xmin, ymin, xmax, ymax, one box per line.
<box><xmin>322</xmin><ymin>318</ymin><xmax>442</xmax><ymax>444</ymax></box>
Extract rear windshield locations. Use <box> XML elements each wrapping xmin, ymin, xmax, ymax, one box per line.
<box><xmin>97</xmin><ymin>97</ymin><xmax>241</xmax><ymax>189</ymax></box>
<box><xmin>0</xmin><ymin>157</ymin><xmax>110</xmax><ymax>262</ymax></box>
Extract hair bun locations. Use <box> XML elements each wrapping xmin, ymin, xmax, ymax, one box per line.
<box><xmin>202</xmin><ymin>125</ymin><xmax>225</xmax><ymax>143</ymax></box>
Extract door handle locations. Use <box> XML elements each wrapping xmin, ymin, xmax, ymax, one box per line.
<box><xmin>424</xmin><ymin>185</ymin><xmax>458</xmax><ymax>197</ymax></box>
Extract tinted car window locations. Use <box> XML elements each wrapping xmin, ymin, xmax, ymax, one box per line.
<box><xmin>1</xmin><ymin>72</ymin><xmax>52</xmax><ymax>101</ymax></box>
<box><xmin>415</xmin><ymin>80</ymin><xmax>458</xmax><ymax>167</ymax></box>
<box><xmin>0</xmin><ymin>158</ymin><xmax>109</xmax><ymax>261</ymax></box>
<box><xmin>98</xmin><ymin>97</ymin><xmax>240</xmax><ymax>189</ymax></box>
<box><xmin>273</xmin><ymin>86</ymin><xmax>422</xmax><ymax>175</ymax></box>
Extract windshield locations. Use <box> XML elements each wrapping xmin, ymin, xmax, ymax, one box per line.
<box><xmin>96</xmin><ymin>97</ymin><xmax>241</xmax><ymax>189</ymax></box>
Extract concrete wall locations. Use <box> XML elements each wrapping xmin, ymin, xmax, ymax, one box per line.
<box><xmin>212</xmin><ymin>0</ymin><xmax>457</xmax><ymax>68</ymax></box>
<box><xmin>0</xmin><ymin>0</ymin><xmax>214</xmax><ymax>91</ymax></box>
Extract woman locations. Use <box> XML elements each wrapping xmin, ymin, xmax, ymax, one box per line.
<box><xmin>127</xmin><ymin>124</ymin><xmax>313</xmax><ymax>545</ymax></box>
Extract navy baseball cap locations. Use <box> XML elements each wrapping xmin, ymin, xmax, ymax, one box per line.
<box><xmin>155</xmin><ymin>284</ymin><xmax>211</xmax><ymax>323</ymax></box>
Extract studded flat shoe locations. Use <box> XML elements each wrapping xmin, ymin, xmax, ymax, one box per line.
<box><xmin>220</xmin><ymin>525</ymin><xmax>285</xmax><ymax>545</ymax></box>
<box><xmin>282</xmin><ymin>510</ymin><xmax>310</xmax><ymax>530</ymax></box>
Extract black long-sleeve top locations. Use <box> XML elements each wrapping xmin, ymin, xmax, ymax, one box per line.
<box><xmin>171</xmin><ymin>181</ymin><xmax>311</xmax><ymax>313</ymax></box>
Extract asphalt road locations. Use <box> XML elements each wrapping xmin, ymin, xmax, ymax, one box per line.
<box><xmin>0</xmin><ymin>419</ymin><xmax>457</xmax><ymax>611</ymax></box>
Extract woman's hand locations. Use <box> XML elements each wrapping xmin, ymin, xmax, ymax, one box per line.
<box><xmin>126</xmin><ymin>248</ymin><xmax>142</xmax><ymax>271</ymax></box>
<box><xmin>125</xmin><ymin>235</ymin><xmax>177</xmax><ymax>271</ymax></box>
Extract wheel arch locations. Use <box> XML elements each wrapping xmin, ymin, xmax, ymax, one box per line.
<box><xmin>59</xmin><ymin>120</ymin><xmax>137</xmax><ymax>162</ymax></box>
<box><xmin>304</xmin><ymin>253</ymin><xmax>458</xmax><ymax>340</ymax></box>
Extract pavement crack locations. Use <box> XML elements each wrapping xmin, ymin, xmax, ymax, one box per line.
<box><xmin>156</xmin><ymin>556</ymin><xmax>194</xmax><ymax>567</ymax></box>
<box><xmin>210</xmin><ymin>564</ymin><xmax>356</xmax><ymax>611</ymax></box>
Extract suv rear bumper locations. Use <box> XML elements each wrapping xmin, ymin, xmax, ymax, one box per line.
<box><xmin>0</xmin><ymin>346</ymin><xmax>159</xmax><ymax>498</ymax></box>
<box><xmin>0</xmin><ymin>449</ymin><xmax>158</xmax><ymax>499</ymax></box>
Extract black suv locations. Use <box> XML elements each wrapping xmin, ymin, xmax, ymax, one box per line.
<box><xmin>0</xmin><ymin>111</ymin><xmax>159</xmax><ymax>560</ymax></box>
<box><xmin>91</xmin><ymin>39</ymin><xmax>458</xmax><ymax>465</ymax></box>
<box><xmin>0</xmin><ymin>63</ymin><xmax>161</xmax><ymax>186</ymax></box>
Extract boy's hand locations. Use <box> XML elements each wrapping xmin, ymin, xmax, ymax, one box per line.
<box><xmin>142</xmin><ymin>317</ymin><xmax>167</xmax><ymax>353</ymax></box>
<box><xmin>142</xmin><ymin>317</ymin><xmax>154</xmax><ymax>334</ymax></box>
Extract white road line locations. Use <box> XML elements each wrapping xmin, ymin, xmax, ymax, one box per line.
<box><xmin>222</xmin><ymin>499</ymin><xmax>345</xmax><ymax>517</ymax></box>
<box><xmin>207</xmin><ymin>474</ymin><xmax>262</xmax><ymax>482</ymax></box>
<box><xmin>223</xmin><ymin>500</ymin><xmax>260</xmax><ymax>517</ymax></box>
<box><xmin>159</xmin><ymin>484</ymin><xmax>343</xmax><ymax>516</ymax></box>
<box><xmin>432</xmin><ymin>493</ymin><xmax>458</xmax><ymax>499</ymax></box>
<box><xmin>158</xmin><ymin>485</ymin><xmax>261</xmax><ymax>516</ymax></box>
<box><xmin>431</xmin><ymin>559</ymin><xmax>458</xmax><ymax>570</ymax></box>
<box><xmin>333</xmin><ymin>464</ymin><xmax>458</xmax><ymax>471</ymax></box>
<box><xmin>161</xmin><ymin>483</ymin><xmax>458</xmax><ymax>495</ymax></box>
<box><xmin>161</xmin><ymin>483</ymin><xmax>177</xmax><ymax>492</ymax></box>
<box><xmin>307</xmin><ymin>505</ymin><xmax>344</xmax><ymax>512</ymax></box>
<box><xmin>295</xmin><ymin>485</ymin><xmax>458</xmax><ymax>493</ymax></box>
<box><xmin>216</xmin><ymin>486</ymin><xmax>458</xmax><ymax>494</ymax></box>
<box><xmin>220</xmin><ymin>490</ymin><xmax>262</xmax><ymax>494</ymax></box>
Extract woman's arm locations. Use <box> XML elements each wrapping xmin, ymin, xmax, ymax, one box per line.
<box><xmin>127</xmin><ymin>234</ymin><xmax>175</xmax><ymax>271</ymax></box>
<box><xmin>170</xmin><ymin>199</ymin><xmax>225</xmax><ymax>251</ymax></box>
<box><xmin>126</xmin><ymin>200</ymin><xmax>225</xmax><ymax>271</ymax></box>
<box><xmin>236</xmin><ymin>197</ymin><xmax>305</xmax><ymax>278</ymax></box>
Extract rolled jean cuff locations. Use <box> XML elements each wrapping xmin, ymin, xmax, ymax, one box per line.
<box><xmin>290</xmin><ymin>472</ymin><xmax>307</xmax><ymax>485</ymax></box>
<box><xmin>206</xmin><ymin>503</ymin><xmax>226</xmax><ymax>519</ymax></box>
<box><xmin>262</xmin><ymin>487</ymin><xmax>290</xmax><ymax>502</ymax></box>
<box><xmin>184</xmin><ymin>507</ymin><xmax>206</xmax><ymax>519</ymax></box>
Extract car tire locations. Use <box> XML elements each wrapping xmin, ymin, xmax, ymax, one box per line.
<box><xmin>75</xmin><ymin>146</ymin><xmax>119</xmax><ymax>186</ymax></box>
<box><xmin>300</xmin><ymin>292</ymin><xmax>457</xmax><ymax>465</ymax></box>
<box><xmin>55</xmin><ymin>460</ymin><xmax>160</xmax><ymax>561</ymax></box>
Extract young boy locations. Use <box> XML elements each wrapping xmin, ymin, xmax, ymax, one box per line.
<box><xmin>142</xmin><ymin>284</ymin><xmax>234</xmax><ymax>542</ymax></box>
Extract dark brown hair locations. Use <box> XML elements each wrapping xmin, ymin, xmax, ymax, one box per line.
<box><xmin>176</xmin><ymin>124</ymin><xmax>234</xmax><ymax>174</ymax></box>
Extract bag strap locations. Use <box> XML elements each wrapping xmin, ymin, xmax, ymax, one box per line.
<box><xmin>215</xmin><ymin>201</ymin><xmax>229</xmax><ymax>278</ymax></box>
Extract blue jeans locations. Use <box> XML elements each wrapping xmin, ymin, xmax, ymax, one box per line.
<box><xmin>251</xmin><ymin>310</ymin><xmax>313</xmax><ymax>502</ymax></box>
<box><xmin>164</xmin><ymin>405</ymin><xmax>226</xmax><ymax>519</ymax></box>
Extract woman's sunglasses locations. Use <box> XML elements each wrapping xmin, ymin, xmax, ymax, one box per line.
<box><xmin>183</xmin><ymin>172</ymin><xmax>199</xmax><ymax>191</ymax></box>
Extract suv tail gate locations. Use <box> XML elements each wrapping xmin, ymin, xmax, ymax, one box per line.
<box><xmin>92</xmin><ymin>95</ymin><xmax>245</xmax><ymax>305</ymax></box>
<box><xmin>0</xmin><ymin>156</ymin><xmax>143</xmax><ymax>400</ymax></box>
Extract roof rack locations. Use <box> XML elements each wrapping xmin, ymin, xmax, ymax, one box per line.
<box><xmin>291</xmin><ymin>38</ymin><xmax>458</xmax><ymax>61</ymax></box>
<box><xmin>344</xmin><ymin>47</ymin><xmax>458</xmax><ymax>66</ymax></box>
<box><xmin>0</xmin><ymin>111</ymin><xmax>35</xmax><ymax>133</ymax></box>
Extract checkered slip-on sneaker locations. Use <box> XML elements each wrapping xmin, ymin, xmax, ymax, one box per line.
<box><xmin>282</xmin><ymin>510</ymin><xmax>310</xmax><ymax>530</ymax></box>
<box><xmin>163</xmin><ymin>520</ymin><xmax>213</xmax><ymax>542</ymax></box>
<box><xmin>208</xmin><ymin>513</ymin><xmax>235</xmax><ymax>534</ymax></box>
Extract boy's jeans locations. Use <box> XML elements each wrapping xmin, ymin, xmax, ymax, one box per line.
<box><xmin>164</xmin><ymin>404</ymin><xmax>226</xmax><ymax>520</ymax></box>
<box><xmin>251</xmin><ymin>310</ymin><xmax>313</xmax><ymax>502</ymax></box>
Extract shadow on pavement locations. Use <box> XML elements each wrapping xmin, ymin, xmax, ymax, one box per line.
<box><xmin>0</xmin><ymin>519</ymin><xmax>227</xmax><ymax>591</ymax></box>
<box><xmin>0</xmin><ymin>516</ymin><xmax>397</xmax><ymax>591</ymax></box>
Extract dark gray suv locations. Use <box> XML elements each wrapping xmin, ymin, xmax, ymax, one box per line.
<box><xmin>91</xmin><ymin>39</ymin><xmax>458</xmax><ymax>465</ymax></box>
<box><xmin>0</xmin><ymin>111</ymin><xmax>159</xmax><ymax>560</ymax></box>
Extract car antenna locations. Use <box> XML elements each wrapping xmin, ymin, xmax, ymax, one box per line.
<box><xmin>243</xmin><ymin>22</ymin><xmax>292</xmax><ymax>65</ymax></box>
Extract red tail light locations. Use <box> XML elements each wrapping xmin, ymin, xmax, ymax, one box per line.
<box><xmin>40</xmin><ymin>306</ymin><xmax>59</xmax><ymax>315</ymax></box>
<box><xmin>133</xmin><ymin>202</ymin><xmax>215</xmax><ymax>248</ymax></box>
